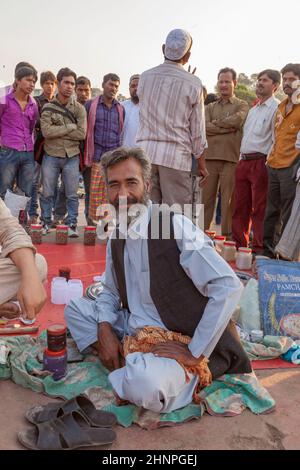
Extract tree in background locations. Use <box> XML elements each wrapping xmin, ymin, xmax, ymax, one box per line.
<box><xmin>235</xmin><ymin>82</ymin><xmax>256</xmax><ymax>106</ymax></box>
<box><xmin>235</xmin><ymin>72</ymin><xmax>285</xmax><ymax>105</ymax></box>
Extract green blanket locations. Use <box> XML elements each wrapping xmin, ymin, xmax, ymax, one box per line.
<box><xmin>241</xmin><ymin>335</ymin><xmax>296</xmax><ymax>361</ymax></box>
<box><xmin>0</xmin><ymin>333</ymin><xmax>275</xmax><ymax>429</ymax></box>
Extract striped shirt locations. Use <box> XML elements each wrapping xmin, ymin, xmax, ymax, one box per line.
<box><xmin>136</xmin><ymin>61</ymin><xmax>207</xmax><ymax>172</ymax></box>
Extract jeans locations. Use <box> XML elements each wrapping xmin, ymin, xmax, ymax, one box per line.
<box><xmin>41</xmin><ymin>153</ymin><xmax>80</xmax><ymax>226</ymax></box>
<box><xmin>29</xmin><ymin>162</ymin><xmax>41</xmax><ymax>218</ymax></box>
<box><xmin>54</xmin><ymin>179</ymin><xmax>67</xmax><ymax>219</ymax></box>
<box><xmin>39</xmin><ymin>176</ymin><xmax>66</xmax><ymax>222</ymax></box>
<box><xmin>0</xmin><ymin>147</ymin><xmax>35</xmax><ymax>199</ymax></box>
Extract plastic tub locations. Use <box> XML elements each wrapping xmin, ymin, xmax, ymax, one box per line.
<box><xmin>236</xmin><ymin>247</ymin><xmax>252</xmax><ymax>270</ymax></box>
<box><xmin>66</xmin><ymin>279</ymin><xmax>83</xmax><ymax>304</ymax></box>
<box><xmin>51</xmin><ymin>280</ymin><xmax>67</xmax><ymax>305</ymax></box>
<box><xmin>221</xmin><ymin>241</ymin><xmax>237</xmax><ymax>262</ymax></box>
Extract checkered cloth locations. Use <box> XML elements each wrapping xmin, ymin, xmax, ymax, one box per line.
<box><xmin>123</xmin><ymin>326</ymin><xmax>212</xmax><ymax>403</ymax></box>
<box><xmin>88</xmin><ymin>162</ymin><xmax>108</xmax><ymax>221</ymax></box>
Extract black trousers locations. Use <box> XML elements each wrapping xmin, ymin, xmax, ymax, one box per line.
<box><xmin>263</xmin><ymin>162</ymin><xmax>298</xmax><ymax>257</ymax></box>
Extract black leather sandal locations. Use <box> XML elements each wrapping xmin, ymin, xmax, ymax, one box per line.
<box><xmin>25</xmin><ymin>394</ymin><xmax>117</xmax><ymax>427</ymax></box>
<box><xmin>18</xmin><ymin>410</ymin><xmax>116</xmax><ymax>450</ymax></box>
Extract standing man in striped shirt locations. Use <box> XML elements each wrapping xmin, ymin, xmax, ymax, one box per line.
<box><xmin>136</xmin><ymin>29</ymin><xmax>207</xmax><ymax>211</ymax></box>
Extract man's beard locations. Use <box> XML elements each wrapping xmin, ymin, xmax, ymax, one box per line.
<box><xmin>113</xmin><ymin>190</ymin><xmax>150</xmax><ymax>226</ymax></box>
<box><xmin>131</xmin><ymin>94</ymin><xmax>139</xmax><ymax>104</ymax></box>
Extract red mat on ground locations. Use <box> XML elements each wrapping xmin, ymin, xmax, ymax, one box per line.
<box><xmin>251</xmin><ymin>359</ymin><xmax>299</xmax><ymax>370</ymax></box>
<box><xmin>32</xmin><ymin>242</ymin><xmax>107</xmax><ymax>335</ymax></box>
<box><xmin>9</xmin><ymin>242</ymin><xmax>299</xmax><ymax>370</ymax></box>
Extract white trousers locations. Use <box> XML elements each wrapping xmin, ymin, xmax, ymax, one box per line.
<box><xmin>65</xmin><ymin>298</ymin><xmax>198</xmax><ymax>413</ymax></box>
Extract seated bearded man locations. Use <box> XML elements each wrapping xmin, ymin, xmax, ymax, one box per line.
<box><xmin>65</xmin><ymin>147</ymin><xmax>251</xmax><ymax>413</ymax></box>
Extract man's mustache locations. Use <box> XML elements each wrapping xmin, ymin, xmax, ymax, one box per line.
<box><xmin>113</xmin><ymin>197</ymin><xmax>139</xmax><ymax>208</ymax></box>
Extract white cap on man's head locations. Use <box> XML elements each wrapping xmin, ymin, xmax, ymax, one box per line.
<box><xmin>164</xmin><ymin>29</ymin><xmax>192</xmax><ymax>61</ymax></box>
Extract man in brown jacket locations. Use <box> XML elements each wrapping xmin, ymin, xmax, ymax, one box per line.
<box><xmin>40</xmin><ymin>68</ymin><xmax>87</xmax><ymax>237</ymax></box>
<box><xmin>203</xmin><ymin>68</ymin><xmax>248</xmax><ymax>236</ymax></box>
<box><xmin>0</xmin><ymin>199</ymin><xmax>47</xmax><ymax>319</ymax></box>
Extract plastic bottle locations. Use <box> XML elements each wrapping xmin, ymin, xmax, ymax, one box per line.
<box><xmin>214</xmin><ymin>235</ymin><xmax>226</xmax><ymax>254</ymax></box>
<box><xmin>236</xmin><ymin>247</ymin><xmax>253</xmax><ymax>270</ymax></box>
<box><xmin>221</xmin><ymin>241</ymin><xmax>237</xmax><ymax>262</ymax></box>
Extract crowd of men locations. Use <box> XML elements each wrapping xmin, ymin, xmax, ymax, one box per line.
<box><xmin>0</xmin><ymin>28</ymin><xmax>299</xmax><ymax>420</ymax></box>
<box><xmin>0</xmin><ymin>29</ymin><xmax>299</xmax><ymax>258</ymax></box>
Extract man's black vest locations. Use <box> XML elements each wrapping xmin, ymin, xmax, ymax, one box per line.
<box><xmin>111</xmin><ymin>209</ymin><xmax>251</xmax><ymax>379</ymax></box>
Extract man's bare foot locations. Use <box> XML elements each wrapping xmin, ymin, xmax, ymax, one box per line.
<box><xmin>0</xmin><ymin>302</ymin><xmax>20</xmax><ymax>319</ymax></box>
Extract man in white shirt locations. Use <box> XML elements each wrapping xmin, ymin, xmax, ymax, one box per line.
<box><xmin>232</xmin><ymin>69</ymin><xmax>280</xmax><ymax>253</ymax></box>
<box><xmin>121</xmin><ymin>75</ymin><xmax>140</xmax><ymax>148</ymax></box>
<box><xmin>136</xmin><ymin>29</ymin><xmax>208</xmax><ymax>209</ymax></box>
<box><xmin>65</xmin><ymin>147</ymin><xmax>251</xmax><ymax>413</ymax></box>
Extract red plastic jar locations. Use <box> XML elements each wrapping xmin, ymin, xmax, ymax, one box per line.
<box><xmin>56</xmin><ymin>225</ymin><xmax>68</xmax><ymax>245</ymax></box>
<box><xmin>30</xmin><ymin>224</ymin><xmax>43</xmax><ymax>245</ymax></box>
<box><xmin>47</xmin><ymin>324</ymin><xmax>67</xmax><ymax>352</ymax></box>
<box><xmin>84</xmin><ymin>226</ymin><xmax>97</xmax><ymax>246</ymax></box>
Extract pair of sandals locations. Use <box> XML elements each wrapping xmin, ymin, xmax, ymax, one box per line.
<box><xmin>18</xmin><ymin>395</ymin><xmax>117</xmax><ymax>450</ymax></box>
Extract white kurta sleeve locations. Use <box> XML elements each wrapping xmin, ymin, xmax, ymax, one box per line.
<box><xmin>173</xmin><ymin>215</ymin><xmax>243</xmax><ymax>358</ymax></box>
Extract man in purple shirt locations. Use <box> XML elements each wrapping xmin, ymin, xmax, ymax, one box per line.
<box><xmin>85</xmin><ymin>73</ymin><xmax>124</xmax><ymax>222</ymax></box>
<box><xmin>85</xmin><ymin>73</ymin><xmax>124</xmax><ymax>162</ymax></box>
<box><xmin>0</xmin><ymin>66</ymin><xmax>38</xmax><ymax>201</ymax></box>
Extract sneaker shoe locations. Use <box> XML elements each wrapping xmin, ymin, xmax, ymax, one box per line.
<box><xmin>42</xmin><ymin>224</ymin><xmax>50</xmax><ymax>236</ymax></box>
<box><xmin>29</xmin><ymin>216</ymin><xmax>38</xmax><ymax>225</ymax></box>
<box><xmin>68</xmin><ymin>225</ymin><xmax>79</xmax><ymax>238</ymax></box>
<box><xmin>51</xmin><ymin>218</ymin><xmax>62</xmax><ymax>229</ymax></box>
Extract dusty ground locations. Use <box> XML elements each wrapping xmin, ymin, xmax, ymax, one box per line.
<box><xmin>1</xmin><ymin>368</ymin><xmax>299</xmax><ymax>450</ymax></box>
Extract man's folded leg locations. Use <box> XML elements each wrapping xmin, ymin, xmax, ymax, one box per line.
<box><xmin>109</xmin><ymin>351</ymin><xmax>198</xmax><ymax>413</ymax></box>
<box><xmin>65</xmin><ymin>301</ymin><xmax>199</xmax><ymax>413</ymax></box>
<box><xmin>64</xmin><ymin>300</ymin><xmax>127</xmax><ymax>353</ymax></box>
<box><xmin>64</xmin><ymin>298</ymin><xmax>100</xmax><ymax>352</ymax></box>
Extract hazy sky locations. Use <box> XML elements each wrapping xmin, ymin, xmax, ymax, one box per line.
<box><xmin>0</xmin><ymin>0</ymin><xmax>299</xmax><ymax>96</ymax></box>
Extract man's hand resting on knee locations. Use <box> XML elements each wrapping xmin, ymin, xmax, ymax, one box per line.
<box><xmin>98</xmin><ymin>322</ymin><xmax>125</xmax><ymax>371</ymax></box>
<box><xmin>151</xmin><ymin>341</ymin><xmax>204</xmax><ymax>367</ymax></box>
